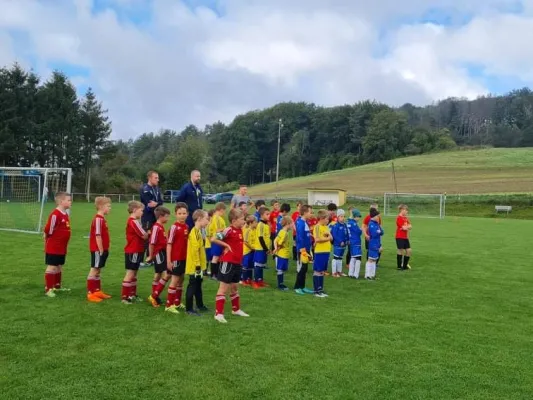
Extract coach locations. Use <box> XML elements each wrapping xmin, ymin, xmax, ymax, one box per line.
<box><xmin>140</xmin><ymin>170</ymin><xmax>163</xmax><ymax>232</ymax></box>
<box><xmin>231</xmin><ymin>184</ymin><xmax>250</xmax><ymax>209</ymax></box>
<box><xmin>175</xmin><ymin>170</ymin><xmax>204</xmax><ymax>229</ymax></box>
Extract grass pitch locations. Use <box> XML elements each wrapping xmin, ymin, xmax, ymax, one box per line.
<box><xmin>1</xmin><ymin>203</ymin><xmax>532</xmax><ymax>399</ymax></box>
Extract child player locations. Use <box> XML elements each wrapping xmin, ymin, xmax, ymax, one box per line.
<box><xmin>121</xmin><ymin>201</ymin><xmax>148</xmax><ymax>304</ymax></box>
<box><xmin>160</xmin><ymin>202</ymin><xmax>189</xmax><ymax>313</ymax></box>
<box><xmin>241</xmin><ymin>215</ymin><xmax>257</xmax><ymax>286</ymax></box>
<box><xmin>330</xmin><ymin>209</ymin><xmax>349</xmax><ymax>277</ymax></box>
<box><xmin>253</xmin><ymin>199</ymin><xmax>266</xmax><ymax>221</ymax></box>
<box><xmin>185</xmin><ymin>209</ymin><xmax>210</xmax><ymax>316</ymax></box>
<box><xmin>208</xmin><ymin>202</ymin><xmax>227</xmax><ymax>280</ymax></box>
<box><xmin>347</xmin><ymin>209</ymin><xmax>363</xmax><ymax>279</ymax></box>
<box><xmin>212</xmin><ymin>209</ymin><xmax>250</xmax><ymax>323</ymax></box>
<box><xmin>147</xmin><ymin>206</ymin><xmax>171</xmax><ymax>307</ymax></box>
<box><xmin>327</xmin><ymin>203</ymin><xmax>338</xmax><ymax>226</ymax></box>
<box><xmin>269</xmin><ymin>200</ymin><xmax>281</xmax><ymax>257</ymax></box>
<box><xmin>276</xmin><ymin>203</ymin><xmax>291</xmax><ymax>234</ymax></box>
<box><xmin>252</xmin><ymin>206</ymin><xmax>271</xmax><ymax>288</ymax></box>
<box><xmin>312</xmin><ymin>210</ymin><xmax>331</xmax><ymax>297</ymax></box>
<box><xmin>87</xmin><ymin>196</ymin><xmax>112</xmax><ymax>302</ymax></box>
<box><xmin>294</xmin><ymin>204</ymin><xmax>314</xmax><ymax>295</ymax></box>
<box><xmin>363</xmin><ymin>203</ymin><xmax>382</xmax><ymax>265</ymax></box>
<box><xmin>274</xmin><ymin>216</ymin><xmax>292</xmax><ymax>290</ymax></box>
<box><xmin>365</xmin><ymin>208</ymin><xmax>384</xmax><ymax>280</ymax></box>
<box><xmin>238</xmin><ymin>201</ymin><xmax>249</xmax><ymax>217</ymax></box>
<box><xmin>204</xmin><ymin>209</ymin><xmax>215</xmax><ymax>276</ymax></box>
<box><xmin>291</xmin><ymin>201</ymin><xmax>302</xmax><ymax>261</ymax></box>
<box><xmin>43</xmin><ymin>192</ymin><xmax>72</xmax><ymax>297</ymax></box>
<box><xmin>396</xmin><ymin>204</ymin><xmax>412</xmax><ymax>270</ymax></box>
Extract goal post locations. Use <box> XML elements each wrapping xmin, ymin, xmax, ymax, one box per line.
<box><xmin>0</xmin><ymin>167</ymin><xmax>72</xmax><ymax>234</ymax></box>
<box><xmin>383</xmin><ymin>192</ymin><xmax>446</xmax><ymax>219</ymax></box>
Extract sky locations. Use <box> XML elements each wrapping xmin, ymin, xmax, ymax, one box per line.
<box><xmin>0</xmin><ymin>0</ymin><xmax>531</xmax><ymax>139</ymax></box>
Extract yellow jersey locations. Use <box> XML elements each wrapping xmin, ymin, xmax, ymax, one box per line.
<box><xmin>185</xmin><ymin>227</ymin><xmax>207</xmax><ymax>274</ymax></box>
<box><xmin>313</xmin><ymin>224</ymin><xmax>332</xmax><ymax>254</ymax></box>
<box><xmin>208</xmin><ymin>214</ymin><xmax>226</xmax><ymax>239</ymax></box>
<box><xmin>274</xmin><ymin>229</ymin><xmax>290</xmax><ymax>259</ymax></box>
<box><xmin>254</xmin><ymin>220</ymin><xmax>271</xmax><ymax>251</ymax></box>
<box><xmin>243</xmin><ymin>226</ymin><xmax>255</xmax><ymax>255</ymax></box>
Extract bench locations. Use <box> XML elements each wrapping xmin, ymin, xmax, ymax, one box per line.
<box><xmin>314</xmin><ymin>200</ymin><xmax>333</xmax><ymax>206</ymax></box>
<box><xmin>495</xmin><ymin>205</ymin><xmax>512</xmax><ymax>214</ymax></box>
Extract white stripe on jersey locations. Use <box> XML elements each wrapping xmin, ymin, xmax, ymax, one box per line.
<box><xmin>95</xmin><ymin>218</ymin><xmax>102</xmax><ymax>235</ymax></box>
<box><xmin>49</xmin><ymin>215</ymin><xmax>57</xmax><ymax>235</ymax></box>
<box><xmin>133</xmin><ymin>220</ymin><xmax>146</xmax><ymax>236</ymax></box>
<box><xmin>150</xmin><ymin>225</ymin><xmax>159</xmax><ymax>245</ymax></box>
<box><xmin>167</xmin><ymin>225</ymin><xmax>176</xmax><ymax>244</ymax></box>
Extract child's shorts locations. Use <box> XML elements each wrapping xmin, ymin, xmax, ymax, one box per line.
<box><xmin>276</xmin><ymin>257</ymin><xmax>289</xmax><ymax>271</ymax></box>
<box><xmin>153</xmin><ymin>250</ymin><xmax>167</xmax><ymax>273</ymax></box>
<box><xmin>90</xmin><ymin>251</ymin><xmax>109</xmax><ymax>269</ymax></box>
<box><xmin>333</xmin><ymin>246</ymin><xmax>345</xmax><ymax>258</ymax></box>
<box><xmin>368</xmin><ymin>249</ymin><xmax>380</xmax><ymax>260</ymax></box>
<box><xmin>254</xmin><ymin>250</ymin><xmax>267</xmax><ymax>266</ymax></box>
<box><xmin>45</xmin><ymin>253</ymin><xmax>66</xmax><ymax>267</ymax></box>
<box><xmin>211</xmin><ymin>243</ymin><xmax>223</xmax><ymax>257</ymax></box>
<box><xmin>125</xmin><ymin>252</ymin><xmax>143</xmax><ymax>270</ymax></box>
<box><xmin>205</xmin><ymin>248</ymin><xmax>212</xmax><ymax>262</ymax></box>
<box><xmin>170</xmin><ymin>260</ymin><xmax>186</xmax><ymax>276</ymax></box>
<box><xmin>313</xmin><ymin>252</ymin><xmax>330</xmax><ymax>272</ymax></box>
<box><xmin>350</xmin><ymin>244</ymin><xmax>362</xmax><ymax>257</ymax></box>
<box><xmin>242</xmin><ymin>253</ymin><xmax>254</xmax><ymax>270</ymax></box>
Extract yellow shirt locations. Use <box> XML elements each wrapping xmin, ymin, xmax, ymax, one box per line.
<box><xmin>208</xmin><ymin>214</ymin><xmax>226</xmax><ymax>239</ymax></box>
<box><xmin>185</xmin><ymin>227</ymin><xmax>206</xmax><ymax>275</ymax></box>
<box><xmin>275</xmin><ymin>229</ymin><xmax>290</xmax><ymax>259</ymax></box>
<box><xmin>243</xmin><ymin>226</ymin><xmax>254</xmax><ymax>255</ymax></box>
<box><xmin>254</xmin><ymin>221</ymin><xmax>271</xmax><ymax>251</ymax></box>
<box><xmin>313</xmin><ymin>224</ymin><xmax>332</xmax><ymax>254</ymax></box>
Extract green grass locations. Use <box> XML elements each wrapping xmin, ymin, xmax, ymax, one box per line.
<box><xmin>1</xmin><ymin>203</ymin><xmax>533</xmax><ymax>399</ymax></box>
<box><xmin>248</xmin><ymin>148</ymin><xmax>533</xmax><ymax>197</ymax></box>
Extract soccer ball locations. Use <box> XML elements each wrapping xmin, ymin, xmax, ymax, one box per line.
<box><xmin>6</xmin><ymin>200</ymin><xmax>9</xmax><ymax>203</ymax></box>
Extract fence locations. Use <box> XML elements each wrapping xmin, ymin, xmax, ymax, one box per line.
<box><xmin>72</xmin><ymin>193</ymin><xmax>140</xmax><ymax>203</ymax></box>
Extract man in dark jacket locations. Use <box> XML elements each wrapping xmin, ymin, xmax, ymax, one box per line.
<box><xmin>140</xmin><ymin>170</ymin><xmax>163</xmax><ymax>263</ymax></box>
<box><xmin>175</xmin><ymin>170</ymin><xmax>203</xmax><ymax>228</ymax></box>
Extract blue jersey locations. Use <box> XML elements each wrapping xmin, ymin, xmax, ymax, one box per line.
<box><xmin>254</xmin><ymin>210</ymin><xmax>261</xmax><ymax>222</ymax></box>
<box><xmin>368</xmin><ymin>220</ymin><xmax>384</xmax><ymax>250</ymax></box>
<box><xmin>330</xmin><ymin>222</ymin><xmax>349</xmax><ymax>247</ymax></box>
<box><xmin>346</xmin><ymin>218</ymin><xmax>362</xmax><ymax>246</ymax></box>
<box><xmin>276</xmin><ymin>214</ymin><xmax>284</xmax><ymax>234</ymax></box>
<box><xmin>295</xmin><ymin>217</ymin><xmax>311</xmax><ymax>254</ymax></box>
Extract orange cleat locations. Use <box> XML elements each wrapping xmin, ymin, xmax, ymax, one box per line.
<box><xmin>251</xmin><ymin>281</ymin><xmax>262</xmax><ymax>289</ymax></box>
<box><xmin>94</xmin><ymin>291</ymin><xmax>112</xmax><ymax>299</ymax></box>
<box><xmin>259</xmin><ymin>281</ymin><xmax>270</xmax><ymax>287</ymax></box>
<box><xmin>87</xmin><ymin>293</ymin><xmax>103</xmax><ymax>303</ymax></box>
<box><xmin>325</xmin><ymin>272</ymin><xmax>331</xmax><ymax>276</ymax></box>
<box><xmin>241</xmin><ymin>280</ymin><xmax>251</xmax><ymax>287</ymax></box>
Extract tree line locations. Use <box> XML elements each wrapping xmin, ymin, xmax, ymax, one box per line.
<box><xmin>2</xmin><ymin>63</ymin><xmax>533</xmax><ymax>193</ymax></box>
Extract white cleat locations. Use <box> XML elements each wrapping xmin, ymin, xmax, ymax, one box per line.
<box><xmin>232</xmin><ymin>309</ymin><xmax>250</xmax><ymax>317</ymax></box>
<box><xmin>214</xmin><ymin>314</ymin><xmax>228</xmax><ymax>323</ymax></box>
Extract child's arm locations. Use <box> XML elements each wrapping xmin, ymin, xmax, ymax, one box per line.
<box><xmin>258</xmin><ymin>225</ymin><xmax>269</xmax><ymax>253</ymax></box>
<box><xmin>133</xmin><ymin>219</ymin><xmax>149</xmax><ymax>239</ymax></box>
<box><xmin>146</xmin><ymin>227</ymin><xmax>157</xmax><ymax>261</ymax></box>
<box><xmin>211</xmin><ymin>228</ymin><xmax>232</xmax><ymax>253</ymax></box>
<box><xmin>166</xmin><ymin>243</ymin><xmax>173</xmax><ymax>270</ymax></box>
<box><xmin>96</xmin><ymin>236</ymin><xmax>104</xmax><ymax>254</ymax></box>
<box><xmin>243</xmin><ymin>230</ymin><xmax>253</xmax><ymax>250</ymax></box>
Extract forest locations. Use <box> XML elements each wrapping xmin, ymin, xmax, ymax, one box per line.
<box><xmin>2</xmin><ymin>63</ymin><xmax>533</xmax><ymax>193</ymax></box>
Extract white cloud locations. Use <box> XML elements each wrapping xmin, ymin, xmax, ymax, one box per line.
<box><xmin>0</xmin><ymin>0</ymin><xmax>530</xmax><ymax>138</ymax></box>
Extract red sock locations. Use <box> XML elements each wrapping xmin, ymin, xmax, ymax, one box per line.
<box><xmin>55</xmin><ymin>270</ymin><xmax>62</xmax><ymax>289</ymax></box>
<box><xmin>166</xmin><ymin>286</ymin><xmax>177</xmax><ymax>307</ymax></box>
<box><xmin>121</xmin><ymin>281</ymin><xmax>131</xmax><ymax>299</ymax></box>
<box><xmin>153</xmin><ymin>278</ymin><xmax>168</xmax><ymax>297</ymax></box>
<box><xmin>95</xmin><ymin>277</ymin><xmax>101</xmax><ymax>292</ymax></box>
<box><xmin>230</xmin><ymin>293</ymin><xmax>240</xmax><ymax>312</ymax></box>
<box><xmin>131</xmin><ymin>278</ymin><xmax>137</xmax><ymax>297</ymax></box>
<box><xmin>87</xmin><ymin>277</ymin><xmax>94</xmax><ymax>294</ymax></box>
<box><xmin>45</xmin><ymin>272</ymin><xmax>55</xmax><ymax>293</ymax></box>
<box><xmin>174</xmin><ymin>286</ymin><xmax>183</xmax><ymax>306</ymax></box>
<box><xmin>152</xmin><ymin>280</ymin><xmax>158</xmax><ymax>294</ymax></box>
<box><xmin>215</xmin><ymin>294</ymin><xmax>226</xmax><ymax>315</ymax></box>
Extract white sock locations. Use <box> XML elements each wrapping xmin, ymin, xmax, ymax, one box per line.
<box><xmin>364</xmin><ymin>262</ymin><xmax>370</xmax><ymax>278</ymax></box>
<box><xmin>370</xmin><ymin>262</ymin><xmax>376</xmax><ymax>278</ymax></box>
<box><xmin>335</xmin><ymin>259</ymin><xmax>341</xmax><ymax>274</ymax></box>
<box><xmin>330</xmin><ymin>260</ymin><xmax>336</xmax><ymax>274</ymax></box>
<box><xmin>354</xmin><ymin>259</ymin><xmax>361</xmax><ymax>278</ymax></box>
<box><xmin>348</xmin><ymin>258</ymin><xmax>355</xmax><ymax>276</ymax></box>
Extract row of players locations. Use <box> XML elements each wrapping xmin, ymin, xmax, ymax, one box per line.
<box><xmin>42</xmin><ymin>194</ymin><xmax>412</xmax><ymax>323</ymax></box>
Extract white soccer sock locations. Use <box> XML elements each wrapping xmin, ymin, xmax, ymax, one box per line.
<box><xmin>354</xmin><ymin>259</ymin><xmax>361</xmax><ymax>278</ymax></box>
<box><xmin>348</xmin><ymin>258</ymin><xmax>355</xmax><ymax>276</ymax></box>
<box><xmin>335</xmin><ymin>259</ymin><xmax>341</xmax><ymax>274</ymax></box>
<box><xmin>370</xmin><ymin>262</ymin><xmax>376</xmax><ymax>278</ymax></box>
<box><xmin>364</xmin><ymin>262</ymin><xmax>371</xmax><ymax>278</ymax></box>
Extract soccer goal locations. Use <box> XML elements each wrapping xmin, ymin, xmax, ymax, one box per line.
<box><xmin>383</xmin><ymin>192</ymin><xmax>446</xmax><ymax>219</ymax></box>
<box><xmin>0</xmin><ymin>167</ymin><xmax>72</xmax><ymax>234</ymax></box>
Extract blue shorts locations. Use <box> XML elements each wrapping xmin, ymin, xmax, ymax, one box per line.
<box><xmin>313</xmin><ymin>252</ymin><xmax>330</xmax><ymax>272</ymax></box>
<box><xmin>276</xmin><ymin>257</ymin><xmax>289</xmax><ymax>271</ymax></box>
<box><xmin>350</xmin><ymin>244</ymin><xmax>362</xmax><ymax>257</ymax></box>
<box><xmin>368</xmin><ymin>249</ymin><xmax>380</xmax><ymax>260</ymax></box>
<box><xmin>211</xmin><ymin>243</ymin><xmax>223</xmax><ymax>257</ymax></box>
<box><xmin>333</xmin><ymin>246</ymin><xmax>346</xmax><ymax>258</ymax></box>
<box><xmin>205</xmin><ymin>248</ymin><xmax>212</xmax><ymax>261</ymax></box>
<box><xmin>254</xmin><ymin>250</ymin><xmax>267</xmax><ymax>266</ymax></box>
<box><xmin>242</xmin><ymin>253</ymin><xmax>254</xmax><ymax>270</ymax></box>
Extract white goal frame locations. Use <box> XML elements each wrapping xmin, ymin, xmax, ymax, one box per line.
<box><xmin>0</xmin><ymin>167</ymin><xmax>72</xmax><ymax>234</ymax></box>
<box><xmin>383</xmin><ymin>192</ymin><xmax>446</xmax><ymax>219</ymax></box>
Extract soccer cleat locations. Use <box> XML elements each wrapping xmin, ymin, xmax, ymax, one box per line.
<box><xmin>132</xmin><ymin>295</ymin><xmax>143</xmax><ymax>303</ymax></box>
<box><xmin>87</xmin><ymin>293</ymin><xmax>103</xmax><ymax>303</ymax></box>
<box><xmin>122</xmin><ymin>297</ymin><xmax>133</xmax><ymax>304</ymax></box>
<box><xmin>314</xmin><ymin>292</ymin><xmax>327</xmax><ymax>298</ymax></box>
<box><xmin>278</xmin><ymin>284</ymin><xmax>289</xmax><ymax>291</ymax></box>
<box><xmin>45</xmin><ymin>289</ymin><xmax>56</xmax><ymax>298</ymax></box>
<box><xmin>324</xmin><ymin>272</ymin><xmax>331</xmax><ymax>276</ymax></box>
<box><xmin>232</xmin><ymin>309</ymin><xmax>250</xmax><ymax>317</ymax></box>
<box><xmin>55</xmin><ymin>287</ymin><xmax>71</xmax><ymax>292</ymax></box>
<box><xmin>187</xmin><ymin>310</ymin><xmax>202</xmax><ymax>316</ymax></box>
<box><xmin>148</xmin><ymin>295</ymin><xmax>159</xmax><ymax>308</ymax></box>
<box><xmin>407</xmin><ymin>264</ymin><xmax>412</xmax><ymax>270</ymax></box>
<box><xmin>294</xmin><ymin>289</ymin><xmax>305</xmax><ymax>295</ymax></box>
<box><xmin>176</xmin><ymin>303</ymin><xmax>186</xmax><ymax>310</ymax></box>
<box><xmin>340</xmin><ymin>273</ymin><xmax>347</xmax><ymax>277</ymax></box>
<box><xmin>302</xmin><ymin>288</ymin><xmax>315</xmax><ymax>294</ymax></box>
<box><xmin>94</xmin><ymin>291</ymin><xmax>112</xmax><ymax>299</ymax></box>
<box><xmin>198</xmin><ymin>306</ymin><xmax>209</xmax><ymax>312</ymax></box>
<box><xmin>259</xmin><ymin>281</ymin><xmax>270</xmax><ymax>287</ymax></box>
<box><xmin>241</xmin><ymin>279</ymin><xmax>251</xmax><ymax>287</ymax></box>
<box><xmin>214</xmin><ymin>314</ymin><xmax>228</xmax><ymax>323</ymax></box>
<box><xmin>165</xmin><ymin>305</ymin><xmax>180</xmax><ymax>314</ymax></box>
<box><xmin>320</xmin><ymin>291</ymin><xmax>329</xmax><ymax>297</ymax></box>
<box><xmin>251</xmin><ymin>281</ymin><xmax>262</xmax><ymax>289</ymax></box>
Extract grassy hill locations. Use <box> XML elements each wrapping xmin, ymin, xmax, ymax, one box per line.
<box><xmin>247</xmin><ymin>148</ymin><xmax>533</xmax><ymax>198</ymax></box>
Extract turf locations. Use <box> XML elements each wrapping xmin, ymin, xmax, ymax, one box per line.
<box><xmin>248</xmin><ymin>148</ymin><xmax>533</xmax><ymax>197</ymax></box>
<box><xmin>1</xmin><ymin>203</ymin><xmax>532</xmax><ymax>399</ymax></box>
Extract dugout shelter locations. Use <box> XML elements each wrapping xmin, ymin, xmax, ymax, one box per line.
<box><xmin>307</xmin><ymin>188</ymin><xmax>347</xmax><ymax>207</ymax></box>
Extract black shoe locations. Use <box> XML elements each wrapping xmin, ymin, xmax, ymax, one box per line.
<box><xmin>187</xmin><ymin>310</ymin><xmax>202</xmax><ymax>316</ymax></box>
<box><xmin>198</xmin><ymin>306</ymin><xmax>209</xmax><ymax>312</ymax></box>
<box><xmin>155</xmin><ymin>296</ymin><xmax>162</xmax><ymax>305</ymax></box>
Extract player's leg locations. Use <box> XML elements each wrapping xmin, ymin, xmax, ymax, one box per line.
<box><xmin>87</xmin><ymin>261</ymin><xmax>103</xmax><ymax>302</ymax></box>
<box><xmin>121</xmin><ymin>257</ymin><xmax>137</xmax><ymax>303</ymax></box>
<box><xmin>194</xmin><ymin>274</ymin><xmax>207</xmax><ymax>312</ymax></box>
<box><xmin>185</xmin><ymin>274</ymin><xmax>196</xmax><ymax>313</ymax></box>
<box><xmin>276</xmin><ymin>257</ymin><xmax>288</xmax><ymax>290</ymax></box>
<box><xmin>345</xmin><ymin>245</ymin><xmax>351</xmax><ymax>273</ymax></box>
<box><xmin>165</xmin><ymin>272</ymin><xmax>180</xmax><ymax>313</ymax></box>
<box><xmin>44</xmin><ymin>258</ymin><xmax>58</xmax><ymax>296</ymax></box>
<box><xmin>252</xmin><ymin>251</ymin><xmax>266</xmax><ymax>288</ymax></box>
<box><xmin>402</xmin><ymin>241</ymin><xmax>412</xmax><ymax>270</ymax></box>
<box><xmin>396</xmin><ymin>239</ymin><xmax>405</xmax><ymax>270</ymax></box>
<box><xmin>175</xmin><ymin>270</ymin><xmax>185</xmax><ymax>309</ymax></box>
<box><xmin>230</xmin><ymin>268</ymin><xmax>249</xmax><ymax>317</ymax></box>
<box><xmin>215</xmin><ymin>278</ymin><xmax>230</xmax><ymax>323</ymax></box>
<box><xmin>94</xmin><ymin>251</ymin><xmax>110</xmax><ymax>298</ymax></box>
<box><xmin>54</xmin><ymin>254</ymin><xmax>68</xmax><ymax>291</ymax></box>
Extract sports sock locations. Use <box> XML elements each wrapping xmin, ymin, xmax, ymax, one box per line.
<box><xmin>318</xmin><ymin>275</ymin><xmax>324</xmax><ymax>292</ymax></box>
<box><xmin>166</xmin><ymin>286</ymin><xmax>177</xmax><ymax>307</ymax></box>
<box><xmin>215</xmin><ymin>294</ymin><xmax>225</xmax><ymax>315</ymax></box>
<box><xmin>354</xmin><ymin>259</ymin><xmax>361</xmax><ymax>278</ymax></box>
<box><xmin>95</xmin><ymin>276</ymin><xmax>101</xmax><ymax>292</ymax></box>
<box><xmin>153</xmin><ymin>277</ymin><xmax>169</xmax><ymax>297</ymax></box>
<box><xmin>175</xmin><ymin>286</ymin><xmax>183</xmax><ymax>306</ymax></box>
<box><xmin>348</xmin><ymin>258</ymin><xmax>355</xmax><ymax>276</ymax></box>
<box><xmin>371</xmin><ymin>263</ymin><xmax>376</xmax><ymax>278</ymax></box>
<box><xmin>211</xmin><ymin>262</ymin><xmax>219</xmax><ymax>278</ymax></box>
<box><xmin>152</xmin><ymin>280</ymin><xmax>158</xmax><ymax>294</ymax></box>
<box><xmin>277</xmin><ymin>272</ymin><xmax>283</xmax><ymax>286</ymax></box>
<box><xmin>87</xmin><ymin>276</ymin><xmax>95</xmax><ymax>294</ymax></box>
<box><xmin>254</xmin><ymin>265</ymin><xmax>261</xmax><ymax>282</ymax></box>
<box><xmin>121</xmin><ymin>280</ymin><xmax>130</xmax><ymax>299</ymax></box>
<box><xmin>364</xmin><ymin>262</ymin><xmax>370</xmax><ymax>278</ymax></box>
<box><xmin>45</xmin><ymin>271</ymin><xmax>55</xmax><ymax>292</ymax></box>
<box><xmin>402</xmin><ymin>256</ymin><xmax>410</xmax><ymax>269</ymax></box>
<box><xmin>230</xmin><ymin>293</ymin><xmax>240</xmax><ymax>311</ymax></box>
<box><xmin>258</xmin><ymin>267</ymin><xmax>264</xmax><ymax>281</ymax></box>
<box><xmin>54</xmin><ymin>270</ymin><xmax>62</xmax><ymax>289</ymax></box>
<box><xmin>397</xmin><ymin>254</ymin><xmax>403</xmax><ymax>269</ymax></box>
<box><xmin>131</xmin><ymin>278</ymin><xmax>138</xmax><ymax>297</ymax></box>
<box><xmin>313</xmin><ymin>275</ymin><xmax>319</xmax><ymax>292</ymax></box>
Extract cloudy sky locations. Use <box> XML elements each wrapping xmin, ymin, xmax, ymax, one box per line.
<box><xmin>0</xmin><ymin>0</ymin><xmax>530</xmax><ymax>139</ymax></box>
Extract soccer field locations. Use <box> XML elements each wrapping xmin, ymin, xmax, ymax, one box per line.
<box><xmin>1</xmin><ymin>203</ymin><xmax>532</xmax><ymax>399</ymax></box>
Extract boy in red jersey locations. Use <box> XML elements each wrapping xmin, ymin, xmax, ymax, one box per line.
<box><xmin>121</xmin><ymin>201</ymin><xmax>148</xmax><ymax>304</ymax></box>
<box><xmin>43</xmin><ymin>192</ymin><xmax>72</xmax><ymax>297</ymax></box>
<box><xmin>396</xmin><ymin>204</ymin><xmax>412</xmax><ymax>270</ymax></box>
<box><xmin>211</xmin><ymin>209</ymin><xmax>250</xmax><ymax>323</ymax></box>
<box><xmin>160</xmin><ymin>202</ymin><xmax>189</xmax><ymax>313</ymax></box>
<box><xmin>146</xmin><ymin>206</ymin><xmax>171</xmax><ymax>307</ymax></box>
<box><xmin>87</xmin><ymin>197</ymin><xmax>112</xmax><ymax>302</ymax></box>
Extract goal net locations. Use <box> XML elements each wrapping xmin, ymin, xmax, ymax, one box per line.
<box><xmin>383</xmin><ymin>192</ymin><xmax>446</xmax><ymax>219</ymax></box>
<box><xmin>0</xmin><ymin>167</ymin><xmax>72</xmax><ymax>233</ymax></box>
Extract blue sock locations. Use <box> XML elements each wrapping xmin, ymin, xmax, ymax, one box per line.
<box><xmin>254</xmin><ymin>266</ymin><xmax>261</xmax><ymax>281</ymax></box>
<box><xmin>258</xmin><ymin>267</ymin><xmax>264</xmax><ymax>281</ymax></box>
<box><xmin>313</xmin><ymin>275</ymin><xmax>319</xmax><ymax>292</ymax></box>
<box><xmin>319</xmin><ymin>275</ymin><xmax>324</xmax><ymax>292</ymax></box>
<box><xmin>277</xmin><ymin>273</ymin><xmax>283</xmax><ymax>286</ymax></box>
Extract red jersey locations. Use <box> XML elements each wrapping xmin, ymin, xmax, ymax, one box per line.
<box><xmin>307</xmin><ymin>216</ymin><xmax>318</xmax><ymax>230</ymax></box>
<box><xmin>89</xmin><ymin>214</ymin><xmax>110</xmax><ymax>252</ymax></box>
<box><xmin>44</xmin><ymin>208</ymin><xmax>71</xmax><ymax>255</ymax></box>
<box><xmin>396</xmin><ymin>215</ymin><xmax>410</xmax><ymax>239</ymax></box>
<box><xmin>269</xmin><ymin>210</ymin><xmax>280</xmax><ymax>234</ymax></box>
<box><xmin>291</xmin><ymin>211</ymin><xmax>300</xmax><ymax>236</ymax></box>
<box><xmin>167</xmin><ymin>222</ymin><xmax>188</xmax><ymax>261</ymax></box>
<box><xmin>124</xmin><ymin>217</ymin><xmax>146</xmax><ymax>254</ymax></box>
<box><xmin>220</xmin><ymin>226</ymin><xmax>244</xmax><ymax>265</ymax></box>
<box><xmin>149</xmin><ymin>222</ymin><xmax>167</xmax><ymax>255</ymax></box>
<box><xmin>363</xmin><ymin>214</ymin><xmax>382</xmax><ymax>226</ymax></box>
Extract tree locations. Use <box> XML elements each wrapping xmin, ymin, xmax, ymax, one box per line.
<box><xmin>363</xmin><ymin>109</ymin><xmax>411</xmax><ymax>162</ymax></box>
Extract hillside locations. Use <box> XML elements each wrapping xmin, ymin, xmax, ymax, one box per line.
<box><xmin>247</xmin><ymin>148</ymin><xmax>533</xmax><ymax>198</ymax></box>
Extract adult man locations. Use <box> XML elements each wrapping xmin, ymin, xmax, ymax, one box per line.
<box><xmin>230</xmin><ymin>184</ymin><xmax>250</xmax><ymax>209</ymax></box>
<box><xmin>140</xmin><ymin>171</ymin><xmax>163</xmax><ymax>263</ymax></box>
<box><xmin>175</xmin><ymin>170</ymin><xmax>204</xmax><ymax>229</ymax></box>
